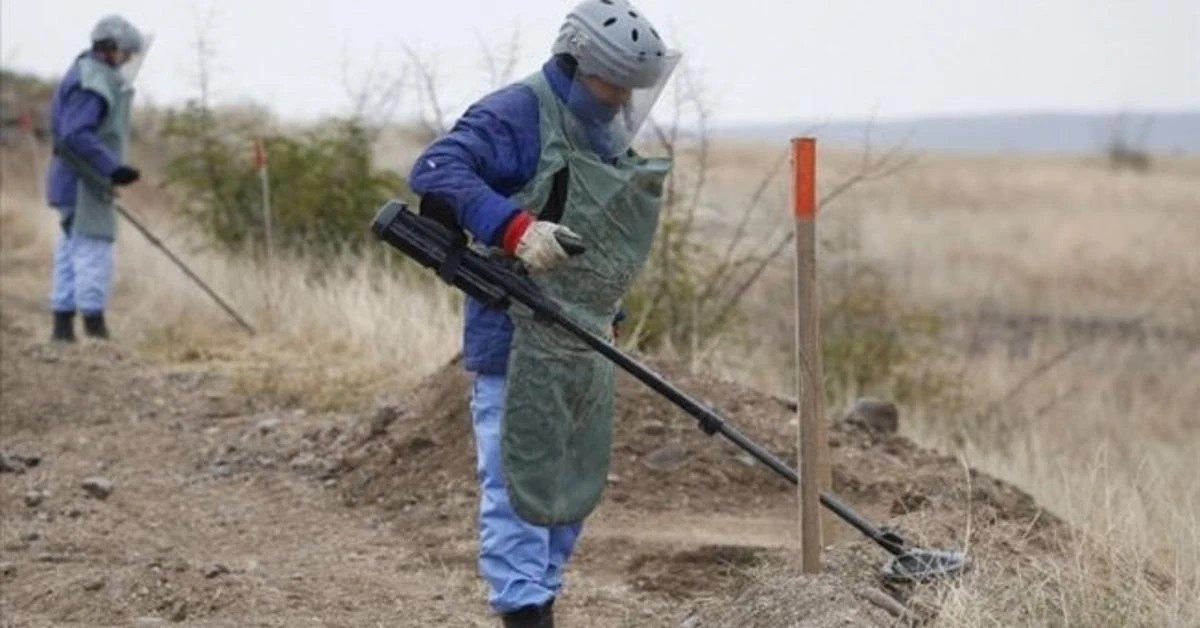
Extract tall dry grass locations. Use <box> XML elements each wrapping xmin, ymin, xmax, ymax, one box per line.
<box><xmin>0</xmin><ymin>141</ymin><xmax>462</xmax><ymax>411</ymax></box>
<box><xmin>916</xmin><ymin>333</ymin><xmax>1200</xmax><ymax>627</ymax></box>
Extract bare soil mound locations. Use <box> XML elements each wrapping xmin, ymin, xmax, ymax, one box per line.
<box><xmin>324</xmin><ymin>352</ymin><xmax>1065</xmax><ymax>531</ymax></box>
<box><xmin>326</xmin><ymin>354</ymin><xmax>802</xmax><ymax>516</ymax></box>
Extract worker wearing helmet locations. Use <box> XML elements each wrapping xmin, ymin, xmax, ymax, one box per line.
<box><xmin>45</xmin><ymin>15</ymin><xmax>151</xmax><ymax>342</ymax></box>
<box><xmin>408</xmin><ymin>1</ymin><xmax>680</xmax><ymax>625</ymax></box>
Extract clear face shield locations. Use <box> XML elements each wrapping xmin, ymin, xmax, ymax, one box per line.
<box><xmin>118</xmin><ymin>33</ymin><xmax>154</xmax><ymax>87</ymax></box>
<box><xmin>564</xmin><ymin>50</ymin><xmax>681</xmax><ymax>161</ymax></box>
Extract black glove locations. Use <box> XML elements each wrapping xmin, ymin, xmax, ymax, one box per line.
<box><xmin>110</xmin><ymin>165</ymin><xmax>140</xmax><ymax>186</ymax></box>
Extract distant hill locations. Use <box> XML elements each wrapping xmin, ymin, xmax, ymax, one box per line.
<box><xmin>712</xmin><ymin>111</ymin><xmax>1200</xmax><ymax>156</ymax></box>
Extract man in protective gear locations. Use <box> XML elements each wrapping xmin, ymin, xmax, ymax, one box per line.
<box><xmin>407</xmin><ymin>0</ymin><xmax>680</xmax><ymax>625</ymax></box>
<box><xmin>45</xmin><ymin>14</ymin><xmax>149</xmax><ymax>342</ymax></box>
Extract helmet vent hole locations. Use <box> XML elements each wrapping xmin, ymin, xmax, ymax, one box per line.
<box><xmin>600</xmin><ymin>0</ymin><xmax>613</xmax><ymax>4</ymax></box>
<box><xmin>650</xmin><ymin>28</ymin><xmax>660</xmax><ymax>40</ymax></box>
<box><xmin>603</xmin><ymin>17</ymin><xmax>617</xmax><ymax>26</ymax></box>
<box><xmin>631</xmin><ymin>28</ymin><xmax>639</xmax><ymax>41</ymax></box>
<box><xmin>629</xmin><ymin>11</ymin><xmax>638</xmax><ymax>17</ymax></box>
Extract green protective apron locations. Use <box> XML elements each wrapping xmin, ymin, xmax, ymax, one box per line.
<box><xmin>70</xmin><ymin>56</ymin><xmax>133</xmax><ymax>241</ymax></box>
<box><xmin>499</xmin><ymin>70</ymin><xmax>672</xmax><ymax>526</ymax></box>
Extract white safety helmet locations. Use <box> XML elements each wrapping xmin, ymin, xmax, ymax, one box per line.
<box><xmin>552</xmin><ymin>0</ymin><xmax>674</xmax><ymax>89</ymax></box>
<box><xmin>90</xmin><ymin>15</ymin><xmax>153</xmax><ymax>86</ymax></box>
<box><xmin>551</xmin><ymin>0</ymin><xmax>681</xmax><ymax>158</ymax></box>
<box><xmin>91</xmin><ymin>15</ymin><xmax>146</xmax><ymax>55</ymax></box>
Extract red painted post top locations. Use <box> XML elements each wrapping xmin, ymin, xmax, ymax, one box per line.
<box><xmin>252</xmin><ymin>139</ymin><xmax>267</xmax><ymax>169</ymax></box>
<box><xmin>791</xmin><ymin>137</ymin><xmax>816</xmax><ymax>219</ymax></box>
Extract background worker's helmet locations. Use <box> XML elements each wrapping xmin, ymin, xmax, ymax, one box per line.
<box><xmin>90</xmin><ymin>15</ymin><xmax>146</xmax><ymax>55</ymax></box>
<box><xmin>551</xmin><ymin>0</ymin><xmax>682</xmax><ymax>158</ymax></box>
<box><xmin>90</xmin><ymin>15</ymin><xmax>153</xmax><ymax>85</ymax></box>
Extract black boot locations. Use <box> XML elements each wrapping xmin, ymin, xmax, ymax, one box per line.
<box><xmin>82</xmin><ymin>312</ymin><xmax>110</xmax><ymax>340</ymax></box>
<box><xmin>51</xmin><ymin>311</ymin><xmax>76</xmax><ymax>343</ymax></box>
<box><xmin>500</xmin><ymin>599</ymin><xmax>554</xmax><ymax>628</ymax></box>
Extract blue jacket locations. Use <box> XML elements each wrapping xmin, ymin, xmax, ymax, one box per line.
<box><xmin>409</xmin><ymin>57</ymin><xmax>619</xmax><ymax>375</ymax></box>
<box><xmin>45</xmin><ymin>52</ymin><xmax>122</xmax><ymax>212</ymax></box>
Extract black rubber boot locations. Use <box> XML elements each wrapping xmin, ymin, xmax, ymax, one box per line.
<box><xmin>500</xmin><ymin>599</ymin><xmax>554</xmax><ymax>628</ymax></box>
<box><xmin>82</xmin><ymin>312</ymin><xmax>110</xmax><ymax>340</ymax></box>
<box><xmin>51</xmin><ymin>311</ymin><xmax>76</xmax><ymax>343</ymax></box>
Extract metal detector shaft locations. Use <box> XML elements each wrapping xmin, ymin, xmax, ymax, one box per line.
<box><xmin>53</xmin><ymin>145</ymin><xmax>256</xmax><ymax>335</ymax></box>
<box><xmin>110</xmin><ymin>203</ymin><xmax>257</xmax><ymax>335</ymax></box>
<box><xmin>371</xmin><ymin>202</ymin><xmax>910</xmax><ymax>557</ymax></box>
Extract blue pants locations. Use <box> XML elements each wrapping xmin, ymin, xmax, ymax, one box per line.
<box><xmin>49</xmin><ymin>217</ymin><xmax>114</xmax><ymax>315</ymax></box>
<box><xmin>470</xmin><ymin>374</ymin><xmax>584</xmax><ymax>614</ymax></box>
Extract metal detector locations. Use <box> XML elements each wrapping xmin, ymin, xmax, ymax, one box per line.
<box><xmin>52</xmin><ymin>144</ymin><xmax>256</xmax><ymax>335</ymax></box>
<box><xmin>370</xmin><ymin>200</ymin><xmax>969</xmax><ymax>584</ymax></box>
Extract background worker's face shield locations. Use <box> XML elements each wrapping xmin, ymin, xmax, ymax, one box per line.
<box><xmin>564</xmin><ymin>50</ymin><xmax>681</xmax><ymax>160</ymax></box>
<box><xmin>118</xmin><ymin>33</ymin><xmax>153</xmax><ymax>87</ymax></box>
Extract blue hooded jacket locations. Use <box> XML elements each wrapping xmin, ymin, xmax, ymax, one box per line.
<box><xmin>408</xmin><ymin>56</ymin><xmax>624</xmax><ymax>375</ymax></box>
<box><xmin>45</xmin><ymin>51</ymin><xmax>123</xmax><ymax>212</ymax></box>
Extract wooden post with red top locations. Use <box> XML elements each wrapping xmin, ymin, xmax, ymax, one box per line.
<box><xmin>791</xmin><ymin>137</ymin><xmax>833</xmax><ymax>572</ymax></box>
<box><xmin>252</xmin><ymin>138</ymin><xmax>274</xmax><ymax>271</ymax></box>
<box><xmin>252</xmin><ymin>137</ymin><xmax>277</xmax><ymax>322</ymax></box>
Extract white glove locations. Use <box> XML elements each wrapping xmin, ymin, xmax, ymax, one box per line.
<box><xmin>515</xmin><ymin>221</ymin><xmax>583</xmax><ymax>272</ymax></box>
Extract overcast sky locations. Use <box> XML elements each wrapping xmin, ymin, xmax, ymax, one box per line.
<box><xmin>3</xmin><ymin>0</ymin><xmax>1197</xmax><ymax>126</ymax></box>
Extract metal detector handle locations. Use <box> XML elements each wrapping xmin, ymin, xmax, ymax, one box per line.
<box><xmin>53</xmin><ymin>142</ymin><xmax>119</xmax><ymax>202</ymax></box>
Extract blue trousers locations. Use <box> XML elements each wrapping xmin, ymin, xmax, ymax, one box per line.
<box><xmin>49</xmin><ymin>216</ymin><xmax>114</xmax><ymax>315</ymax></box>
<box><xmin>470</xmin><ymin>374</ymin><xmax>584</xmax><ymax>614</ymax></box>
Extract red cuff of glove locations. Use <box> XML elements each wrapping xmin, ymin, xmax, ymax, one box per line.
<box><xmin>501</xmin><ymin>210</ymin><xmax>535</xmax><ymax>254</ymax></box>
